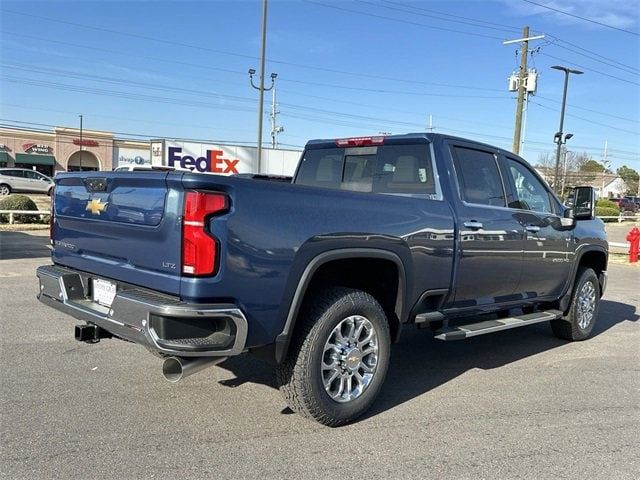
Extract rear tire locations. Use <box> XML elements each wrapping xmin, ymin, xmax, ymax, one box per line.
<box><xmin>276</xmin><ymin>287</ymin><xmax>391</xmax><ymax>427</ymax></box>
<box><xmin>551</xmin><ymin>267</ymin><xmax>600</xmax><ymax>341</ymax></box>
<box><xmin>0</xmin><ymin>184</ymin><xmax>11</xmax><ymax>196</ymax></box>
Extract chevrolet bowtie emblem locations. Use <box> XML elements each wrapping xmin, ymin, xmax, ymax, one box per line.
<box><xmin>86</xmin><ymin>198</ymin><xmax>108</xmax><ymax>215</ymax></box>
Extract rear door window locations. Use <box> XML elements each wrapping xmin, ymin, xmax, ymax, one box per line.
<box><xmin>452</xmin><ymin>146</ymin><xmax>506</xmax><ymax>207</ymax></box>
<box><xmin>295</xmin><ymin>144</ymin><xmax>439</xmax><ymax>198</ymax></box>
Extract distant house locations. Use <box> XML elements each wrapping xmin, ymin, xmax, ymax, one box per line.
<box><xmin>591</xmin><ymin>174</ymin><xmax>627</xmax><ymax>199</ymax></box>
<box><xmin>534</xmin><ymin>168</ymin><xmax>627</xmax><ymax>199</ymax></box>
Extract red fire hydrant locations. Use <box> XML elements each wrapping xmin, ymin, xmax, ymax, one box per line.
<box><xmin>627</xmin><ymin>227</ymin><xmax>640</xmax><ymax>263</ymax></box>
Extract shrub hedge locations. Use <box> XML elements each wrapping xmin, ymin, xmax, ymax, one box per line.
<box><xmin>0</xmin><ymin>195</ymin><xmax>42</xmax><ymax>224</ymax></box>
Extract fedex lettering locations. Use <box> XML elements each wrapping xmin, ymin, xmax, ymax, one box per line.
<box><xmin>168</xmin><ymin>147</ymin><xmax>240</xmax><ymax>174</ymax></box>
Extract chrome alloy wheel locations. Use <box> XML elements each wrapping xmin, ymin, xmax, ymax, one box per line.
<box><xmin>321</xmin><ymin>315</ymin><xmax>379</xmax><ymax>403</ymax></box>
<box><xmin>0</xmin><ymin>185</ymin><xmax>10</xmax><ymax>196</ymax></box>
<box><xmin>577</xmin><ymin>280</ymin><xmax>597</xmax><ymax>329</ymax></box>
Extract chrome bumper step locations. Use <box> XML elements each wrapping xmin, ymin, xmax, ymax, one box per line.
<box><xmin>434</xmin><ymin>310</ymin><xmax>563</xmax><ymax>341</ymax></box>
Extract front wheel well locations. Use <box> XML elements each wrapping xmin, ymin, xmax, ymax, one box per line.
<box><xmin>578</xmin><ymin>250</ymin><xmax>607</xmax><ymax>293</ymax></box>
<box><xmin>300</xmin><ymin>257</ymin><xmax>402</xmax><ymax>342</ymax></box>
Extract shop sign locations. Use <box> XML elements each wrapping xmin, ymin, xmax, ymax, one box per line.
<box><xmin>73</xmin><ymin>139</ymin><xmax>100</xmax><ymax>147</ymax></box>
<box><xmin>114</xmin><ymin>147</ymin><xmax>151</xmax><ymax>167</ymax></box>
<box><xmin>23</xmin><ymin>143</ymin><xmax>52</xmax><ymax>154</ymax></box>
<box><xmin>163</xmin><ymin>141</ymin><xmax>301</xmax><ymax>176</ymax></box>
<box><xmin>168</xmin><ymin>146</ymin><xmax>240</xmax><ymax>174</ymax></box>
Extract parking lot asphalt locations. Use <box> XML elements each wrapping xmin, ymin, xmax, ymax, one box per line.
<box><xmin>0</xmin><ymin>232</ymin><xmax>638</xmax><ymax>479</ymax></box>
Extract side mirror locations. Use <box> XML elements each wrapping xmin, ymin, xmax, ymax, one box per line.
<box><xmin>573</xmin><ymin>186</ymin><xmax>596</xmax><ymax>221</ymax></box>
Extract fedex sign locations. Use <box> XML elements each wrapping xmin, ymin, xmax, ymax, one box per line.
<box><xmin>168</xmin><ymin>146</ymin><xmax>240</xmax><ymax>174</ymax></box>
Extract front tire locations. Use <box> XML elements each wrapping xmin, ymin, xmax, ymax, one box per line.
<box><xmin>276</xmin><ymin>287</ymin><xmax>391</xmax><ymax>427</ymax></box>
<box><xmin>551</xmin><ymin>267</ymin><xmax>600</xmax><ymax>341</ymax></box>
<box><xmin>0</xmin><ymin>184</ymin><xmax>11</xmax><ymax>196</ymax></box>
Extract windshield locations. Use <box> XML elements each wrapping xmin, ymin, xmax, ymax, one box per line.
<box><xmin>295</xmin><ymin>144</ymin><xmax>439</xmax><ymax>198</ymax></box>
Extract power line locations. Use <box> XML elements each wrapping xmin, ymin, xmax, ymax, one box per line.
<box><xmin>3</xmin><ymin>30</ymin><xmax>506</xmax><ymax>93</ymax></box>
<box><xmin>0</xmin><ymin>103</ymin><xmax>254</xmax><ymax>134</ymax></box>
<box><xmin>1</xmin><ymin>76</ymin><xmax>257</xmax><ymax>113</ymax></box>
<box><xmin>6</xmin><ymin>72</ymin><xmax>637</xmax><ymax>157</ymax></box>
<box><xmin>303</xmin><ymin>0</ymin><xmax>504</xmax><ymax>40</ymax></box>
<box><xmin>530</xmin><ymin>101</ymin><xmax>639</xmax><ymax>135</ymax></box>
<box><xmin>522</xmin><ymin>0</ymin><xmax>640</xmax><ymax>36</ymax></box>
<box><xmin>358</xmin><ymin>0</ymin><xmax>521</xmax><ymax>33</ymax></box>
<box><xmin>2</xmin><ymin>74</ymin><xmax>509</xmax><ymax>135</ymax></box>
<box><xmin>549</xmin><ymin>36</ymin><xmax>639</xmax><ymax>73</ymax></box>
<box><xmin>0</xmin><ymin>121</ymin><xmax>305</xmax><ymax>149</ymax></box>
<box><xmin>539</xmin><ymin>52</ymin><xmax>640</xmax><ymax>86</ymax></box>
<box><xmin>535</xmin><ymin>95</ymin><xmax>639</xmax><ymax>124</ymax></box>
<box><xmin>383</xmin><ymin>0</ymin><xmax>522</xmax><ymax>32</ymax></box>
<box><xmin>2</xmin><ymin>62</ymin><xmax>256</xmax><ymax>105</ymax></box>
<box><xmin>0</xmin><ymin>13</ymin><xmax>502</xmax><ymax>90</ymax></box>
<box><xmin>1</xmin><ymin>61</ymin><xmax>510</xmax><ymax>104</ymax></box>
<box><xmin>549</xmin><ymin>39</ymin><xmax>639</xmax><ymax>75</ymax></box>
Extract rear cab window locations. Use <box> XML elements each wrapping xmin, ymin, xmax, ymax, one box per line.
<box><xmin>451</xmin><ymin>146</ymin><xmax>506</xmax><ymax>207</ymax></box>
<box><xmin>295</xmin><ymin>142</ymin><xmax>441</xmax><ymax>199</ymax></box>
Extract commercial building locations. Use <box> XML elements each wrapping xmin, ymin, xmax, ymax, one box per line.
<box><xmin>0</xmin><ymin>126</ymin><xmax>150</xmax><ymax>177</ymax></box>
<box><xmin>0</xmin><ymin>126</ymin><xmax>301</xmax><ymax>177</ymax></box>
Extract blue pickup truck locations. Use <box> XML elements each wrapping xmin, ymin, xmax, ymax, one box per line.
<box><xmin>37</xmin><ymin>133</ymin><xmax>607</xmax><ymax>426</ymax></box>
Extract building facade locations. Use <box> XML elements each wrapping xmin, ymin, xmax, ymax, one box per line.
<box><xmin>0</xmin><ymin>127</ymin><xmax>150</xmax><ymax>177</ymax></box>
<box><xmin>0</xmin><ymin>126</ymin><xmax>302</xmax><ymax>178</ymax></box>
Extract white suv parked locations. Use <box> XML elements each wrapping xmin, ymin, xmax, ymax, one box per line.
<box><xmin>0</xmin><ymin>168</ymin><xmax>55</xmax><ymax>196</ymax></box>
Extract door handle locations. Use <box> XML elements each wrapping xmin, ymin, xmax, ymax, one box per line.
<box><xmin>525</xmin><ymin>225</ymin><xmax>541</xmax><ymax>233</ymax></box>
<box><xmin>463</xmin><ymin>221</ymin><xmax>483</xmax><ymax>230</ymax></box>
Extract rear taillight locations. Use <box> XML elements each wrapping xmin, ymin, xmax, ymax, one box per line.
<box><xmin>49</xmin><ymin>187</ymin><xmax>55</xmax><ymax>244</ymax></box>
<box><xmin>335</xmin><ymin>136</ymin><xmax>385</xmax><ymax>147</ymax></box>
<box><xmin>182</xmin><ymin>191</ymin><xmax>228</xmax><ymax>276</ymax></box>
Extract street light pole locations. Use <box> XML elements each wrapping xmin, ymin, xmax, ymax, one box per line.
<box><xmin>552</xmin><ymin>65</ymin><xmax>583</xmax><ymax>188</ymax></box>
<box><xmin>79</xmin><ymin>114</ymin><xmax>83</xmax><ymax>171</ymax></box>
<box><xmin>256</xmin><ymin>0</ymin><xmax>268</xmax><ymax>172</ymax></box>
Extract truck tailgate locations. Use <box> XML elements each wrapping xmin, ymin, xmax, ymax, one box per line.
<box><xmin>51</xmin><ymin>171</ymin><xmax>184</xmax><ymax>295</ymax></box>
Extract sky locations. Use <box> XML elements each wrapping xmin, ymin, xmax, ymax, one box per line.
<box><xmin>1</xmin><ymin>0</ymin><xmax>638</xmax><ymax>171</ymax></box>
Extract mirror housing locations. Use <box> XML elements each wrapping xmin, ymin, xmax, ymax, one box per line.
<box><xmin>573</xmin><ymin>186</ymin><xmax>596</xmax><ymax>221</ymax></box>
<box><xmin>559</xmin><ymin>207</ymin><xmax>575</xmax><ymax>228</ymax></box>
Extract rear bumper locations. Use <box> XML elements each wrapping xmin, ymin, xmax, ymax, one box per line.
<box><xmin>36</xmin><ymin>264</ymin><xmax>247</xmax><ymax>357</ymax></box>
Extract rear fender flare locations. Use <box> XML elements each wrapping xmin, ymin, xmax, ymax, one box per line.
<box><xmin>274</xmin><ymin>248</ymin><xmax>407</xmax><ymax>363</ymax></box>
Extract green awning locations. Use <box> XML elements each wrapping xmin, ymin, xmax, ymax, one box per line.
<box><xmin>0</xmin><ymin>152</ymin><xmax>8</xmax><ymax>165</ymax></box>
<box><xmin>15</xmin><ymin>153</ymin><xmax>56</xmax><ymax>166</ymax></box>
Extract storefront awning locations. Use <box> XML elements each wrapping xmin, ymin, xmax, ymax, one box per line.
<box><xmin>0</xmin><ymin>152</ymin><xmax>8</xmax><ymax>165</ymax></box>
<box><xmin>15</xmin><ymin>153</ymin><xmax>56</xmax><ymax>166</ymax></box>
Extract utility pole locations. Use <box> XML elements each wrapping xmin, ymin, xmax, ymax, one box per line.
<box><xmin>79</xmin><ymin>114</ymin><xmax>83</xmax><ymax>171</ymax></box>
<box><xmin>427</xmin><ymin>114</ymin><xmax>434</xmax><ymax>132</ymax></box>
<box><xmin>270</xmin><ymin>75</ymin><xmax>283</xmax><ymax>148</ymax></box>
<box><xmin>503</xmin><ymin>28</ymin><xmax>544</xmax><ymax>155</ymax></box>
<box><xmin>512</xmin><ymin>26</ymin><xmax>528</xmax><ymax>155</ymax></box>
<box><xmin>249</xmin><ymin>69</ymin><xmax>276</xmax><ymax>159</ymax></box>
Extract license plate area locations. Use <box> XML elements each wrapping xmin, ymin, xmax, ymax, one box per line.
<box><xmin>92</xmin><ymin>278</ymin><xmax>117</xmax><ymax>307</ymax></box>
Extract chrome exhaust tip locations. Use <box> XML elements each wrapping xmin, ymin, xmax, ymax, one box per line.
<box><xmin>162</xmin><ymin>356</ymin><xmax>227</xmax><ymax>383</ymax></box>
